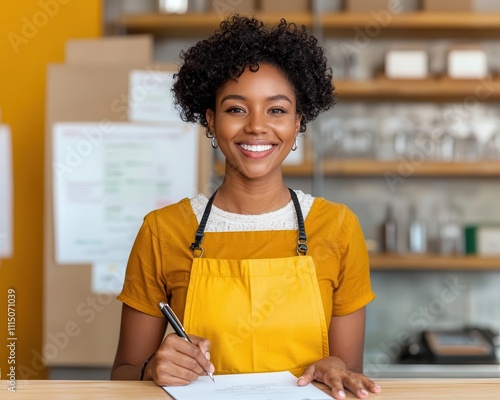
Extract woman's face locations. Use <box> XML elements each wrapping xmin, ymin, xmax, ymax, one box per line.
<box><xmin>206</xmin><ymin>63</ymin><xmax>301</xmax><ymax>181</ymax></box>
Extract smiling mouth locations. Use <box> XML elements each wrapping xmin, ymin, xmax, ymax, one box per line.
<box><xmin>239</xmin><ymin>144</ymin><xmax>274</xmax><ymax>152</ymax></box>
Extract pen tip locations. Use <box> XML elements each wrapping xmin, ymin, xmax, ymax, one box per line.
<box><xmin>209</xmin><ymin>373</ymin><xmax>215</xmax><ymax>383</ymax></box>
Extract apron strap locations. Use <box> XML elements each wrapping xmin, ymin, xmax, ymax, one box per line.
<box><xmin>289</xmin><ymin>188</ymin><xmax>308</xmax><ymax>255</ymax></box>
<box><xmin>190</xmin><ymin>188</ymin><xmax>308</xmax><ymax>257</ymax></box>
<box><xmin>189</xmin><ymin>190</ymin><xmax>217</xmax><ymax>258</ymax></box>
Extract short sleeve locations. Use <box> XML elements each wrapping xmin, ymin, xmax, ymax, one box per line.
<box><xmin>331</xmin><ymin>211</ymin><xmax>375</xmax><ymax>316</ymax></box>
<box><xmin>117</xmin><ymin>214</ymin><xmax>166</xmax><ymax>317</ymax></box>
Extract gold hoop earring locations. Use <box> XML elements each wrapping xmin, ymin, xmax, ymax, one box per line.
<box><xmin>291</xmin><ymin>137</ymin><xmax>298</xmax><ymax>151</ymax></box>
<box><xmin>211</xmin><ymin>135</ymin><xmax>218</xmax><ymax>149</ymax></box>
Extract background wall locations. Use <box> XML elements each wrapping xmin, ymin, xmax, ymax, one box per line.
<box><xmin>2</xmin><ymin>0</ymin><xmax>499</xmax><ymax>380</ymax></box>
<box><xmin>0</xmin><ymin>0</ymin><xmax>101</xmax><ymax>379</ymax></box>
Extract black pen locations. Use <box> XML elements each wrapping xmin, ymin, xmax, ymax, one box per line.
<box><xmin>158</xmin><ymin>302</ymin><xmax>215</xmax><ymax>382</ymax></box>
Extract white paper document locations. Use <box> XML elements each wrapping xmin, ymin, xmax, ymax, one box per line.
<box><xmin>163</xmin><ymin>371</ymin><xmax>332</xmax><ymax>400</ymax></box>
<box><xmin>129</xmin><ymin>70</ymin><xmax>178</xmax><ymax>123</ymax></box>
<box><xmin>0</xmin><ymin>124</ymin><xmax>13</xmax><ymax>258</ymax></box>
<box><xmin>52</xmin><ymin>122</ymin><xmax>199</xmax><ymax>264</ymax></box>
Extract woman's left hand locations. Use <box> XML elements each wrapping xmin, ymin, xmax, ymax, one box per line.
<box><xmin>297</xmin><ymin>356</ymin><xmax>381</xmax><ymax>399</ymax></box>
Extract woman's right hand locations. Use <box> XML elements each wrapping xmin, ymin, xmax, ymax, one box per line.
<box><xmin>147</xmin><ymin>333</ymin><xmax>215</xmax><ymax>386</ymax></box>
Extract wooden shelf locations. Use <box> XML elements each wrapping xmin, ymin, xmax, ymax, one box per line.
<box><xmin>117</xmin><ymin>12</ymin><xmax>311</xmax><ymax>37</ymax></box>
<box><xmin>322</xmin><ymin>12</ymin><xmax>500</xmax><ymax>39</ymax></box>
<box><xmin>336</xmin><ymin>78</ymin><xmax>500</xmax><ymax>102</ymax></box>
<box><xmin>322</xmin><ymin>160</ymin><xmax>500</xmax><ymax>177</ymax></box>
<box><xmin>370</xmin><ymin>253</ymin><xmax>500</xmax><ymax>270</ymax></box>
<box><xmin>214</xmin><ymin>160</ymin><xmax>500</xmax><ymax>177</ymax></box>
<box><xmin>117</xmin><ymin>12</ymin><xmax>500</xmax><ymax>38</ymax></box>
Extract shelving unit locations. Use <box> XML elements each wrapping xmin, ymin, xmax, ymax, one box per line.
<box><xmin>112</xmin><ymin>9</ymin><xmax>500</xmax><ymax>271</ymax></box>
<box><xmin>116</xmin><ymin>11</ymin><xmax>500</xmax><ymax>103</ymax></box>
<box><xmin>370</xmin><ymin>253</ymin><xmax>500</xmax><ymax>270</ymax></box>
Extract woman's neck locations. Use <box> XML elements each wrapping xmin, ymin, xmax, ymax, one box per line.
<box><xmin>213</xmin><ymin>177</ymin><xmax>291</xmax><ymax>215</ymax></box>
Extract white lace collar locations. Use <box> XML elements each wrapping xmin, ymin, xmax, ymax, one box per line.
<box><xmin>189</xmin><ymin>190</ymin><xmax>315</xmax><ymax>232</ymax></box>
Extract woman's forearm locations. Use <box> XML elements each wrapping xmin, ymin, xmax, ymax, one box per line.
<box><xmin>110</xmin><ymin>363</ymin><xmax>143</xmax><ymax>380</ymax></box>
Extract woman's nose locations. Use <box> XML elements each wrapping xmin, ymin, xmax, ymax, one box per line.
<box><xmin>244</xmin><ymin>111</ymin><xmax>267</xmax><ymax>135</ymax></box>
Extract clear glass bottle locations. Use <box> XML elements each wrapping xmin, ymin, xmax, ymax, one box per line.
<box><xmin>439</xmin><ymin>202</ymin><xmax>463</xmax><ymax>255</ymax></box>
<box><xmin>408</xmin><ymin>205</ymin><xmax>427</xmax><ymax>253</ymax></box>
<box><xmin>439</xmin><ymin>129</ymin><xmax>455</xmax><ymax>162</ymax></box>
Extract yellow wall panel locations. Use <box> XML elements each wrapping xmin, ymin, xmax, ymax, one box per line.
<box><xmin>0</xmin><ymin>0</ymin><xmax>101</xmax><ymax>380</ymax></box>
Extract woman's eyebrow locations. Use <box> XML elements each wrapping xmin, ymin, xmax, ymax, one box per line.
<box><xmin>220</xmin><ymin>94</ymin><xmax>246</xmax><ymax>104</ymax></box>
<box><xmin>220</xmin><ymin>94</ymin><xmax>292</xmax><ymax>105</ymax></box>
<box><xmin>267</xmin><ymin>94</ymin><xmax>292</xmax><ymax>104</ymax></box>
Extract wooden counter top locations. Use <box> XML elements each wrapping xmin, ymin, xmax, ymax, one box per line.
<box><xmin>2</xmin><ymin>378</ymin><xmax>500</xmax><ymax>399</ymax></box>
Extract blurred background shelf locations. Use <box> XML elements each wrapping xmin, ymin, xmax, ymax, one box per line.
<box><xmin>336</xmin><ymin>78</ymin><xmax>500</xmax><ymax>102</ymax></box>
<box><xmin>116</xmin><ymin>12</ymin><xmax>311</xmax><ymax>37</ymax></box>
<box><xmin>370</xmin><ymin>253</ymin><xmax>500</xmax><ymax>270</ymax></box>
<box><xmin>214</xmin><ymin>160</ymin><xmax>500</xmax><ymax>177</ymax></box>
<box><xmin>321</xmin><ymin>160</ymin><xmax>500</xmax><ymax>177</ymax></box>
<box><xmin>321</xmin><ymin>12</ymin><xmax>500</xmax><ymax>38</ymax></box>
<box><xmin>117</xmin><ymin>12</ymin><xmax>500</xmax><ymax>39</ymax></box>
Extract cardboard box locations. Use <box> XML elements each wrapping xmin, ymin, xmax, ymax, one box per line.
<box><xmin>261</xmin><ymin>0</ymin><xmax>309</xmax><ymax>13</ymax></box>
<box><xmin>211</xmin><ymin>0</ymin><xmax>256</xmax><ymax>14</ymax></box>
<box><xmin>44</xmin><ymin>36</ymin><xmax>211</xmax><ymax>367</ymax></box>
<box><xmin>45</xmin><ymin>37</ymin><xmax>153</xmax><ymax>366</ymax></box>
<box><xmin>65</xmin><ymin>35</ymin><xmax>153</xmax><ymax>66</ymax></box>
<box><xmin>385</xmin><ymin>49</ymin><xmax>429</xmax><ymax>79</ymax></box>
<box><xmin>447</xmin><ymin>46</ymin><xmax>488</xmax><ymax>79</ymax></box>
<box><xmin>423</xmin><ymin>0</ymin><xmax>472</xmax><ymax>12</ymax></box>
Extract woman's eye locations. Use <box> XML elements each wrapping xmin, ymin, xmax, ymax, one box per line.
<box><xmin>269</xmin><ymin>108</ymin><xmax>286</xmax><ymax>114</ymax></box>
<box><xmin>226</xmin><ymin>107</ymin><xmax>245</xmax><ymax>113</ymax></box>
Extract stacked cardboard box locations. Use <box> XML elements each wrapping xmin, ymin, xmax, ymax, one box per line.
<box><xmin>44</xmin><ymin>35</ymin><xmax>210</xmax><ymax>366</ymax></box>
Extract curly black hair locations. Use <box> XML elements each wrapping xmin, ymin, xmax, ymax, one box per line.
<box><xmin>172</xmin><ymin>15</ymin><xmax>336</xmax><ymax>133</ymax></box>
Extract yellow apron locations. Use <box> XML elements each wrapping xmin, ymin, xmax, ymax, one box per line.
<box><xmin>183</xmin><ymin>189</ymin><xmax>329</xmax><ymax>376</ymax></box>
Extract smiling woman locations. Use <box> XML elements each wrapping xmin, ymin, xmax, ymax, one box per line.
<box><xmin>205</xmin><ymin>64</ymin><xmax>301</xmax><ymax>186</ymax></box>
<box><xmin>111</xmin><ymin>15</ymin><xmax>381</xmax><ymax>400</ymax></box>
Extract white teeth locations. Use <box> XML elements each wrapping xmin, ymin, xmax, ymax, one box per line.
<box><xmin>239</xmin><ymin>144</ymin><xmax>273</xmax><ymax>152</ymax></box>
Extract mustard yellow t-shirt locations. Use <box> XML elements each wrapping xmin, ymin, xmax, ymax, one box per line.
<box><xmin>118</xmin><ymin>196</ymin><xmax>375</xmax><ymax>327</ymax></box>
